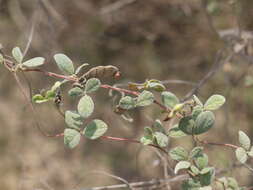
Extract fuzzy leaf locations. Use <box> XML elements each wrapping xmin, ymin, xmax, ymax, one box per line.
<box><xmin>12</xmin><ymin>47</ymin><xmax>23</xmax><ymax>63</ymax></box>
<box><xmin>204</xmin><ymin>94</ymin><xmax>225</xmax><ymax>110</ymax></box>
<box><xmin>190</xmin><ymin>165</ymin><xmax>200</xmax><ymax>175</ymax></box>
<box><xmin>83</xmin><ymin>119</ymin><xmax>108</xmax><ymax>139</ymax></box>
<box><xmin>238</xmin><ymin>131</ymin><xmax>251</xmax><ymax>150</ymax></box>
<box><xmin>22</xmin><ymin>57</ymin><xmax>45</xmax><ymax>67</ymax></box>
<box><xmin>161</xmin><ymin>91</ymin><xmax>179</xmax><ymax>109</ymax></box>
<box><xmin>64</xmin><ymin>129</ymin><xmax>81</xmax><ymax>149</ymax></box>
<box><xmin>153</xmin><ymin>119</ymin><xmax>165</xmax><ymax>133</ymax></box>
<box><xmin>119</xmin><ymin>96</ymin><xmax>136</xmax><ymax>110</ymax></box>
<box><xmin>32</xmin><ymin>94</ymin><xmax>48</xmax><ymax>103</ymax></box>
<box><xmin>236</xmin><ymin>147</ymin><xmax>248</xmax><ymax>163</ymax></box>
<box><xmin>68</xmin><ymin>87</ymin><xmax>84</xmax><ymax>97</ymax></box>
<box><xmin>54</xmin><ymin>53</ymin><xmax>74</xmax><ymax>75</ymax></box>
<box><xmin>168</xmin><ymin>125</ymin><xmax>187</xmax><ymax>138</ymax></box>
<box><xmin>178</xmin><ymin>116</ymin><xmax>196</xmax><ymax>135</ymax></box>
<box><xmin>85</xmin><ymin>78</ymin><xmax>101</xmax><ymax>93</ymax></box>
<box><xmin>192</xmin><ymin>105</ymin><xmax>203</xmax><ymax>120</ymax></box>
<box><xmin>190</xmin><ymin>146</ymin><xmax>204</xmax><ymax>159</ymax></box>
<box><xmin>65</xmin><ymin>111</ymin><xmax>83</xmax><ymax>130</ymax></box>
<box><xmin>169</xmin><ymin>147</ymin><xmax>188</xmax><ymax>161</ymax></box>
<box><xmin>140</xmin><ymin>135</ymin><xmax>153</xmax><ymax>145</ymax></box>
<box><xmin>196</xmin><ymin>154</ymin><xmax>208</xmax><ymax>170</ymax></box>
<box><xmin>77</xmin><ymin>95</ymin><xmax>94</xmax><ymax>118</ymax></box>
<box><xmin>174</xmin><ymin>161</ymin><xmax>191</xmax><ymax>174</ymax></box>
<box><xmin>136</xmin><ymin>90</ymin><xmax>154</xmax><ymax>107</ymax></box>
<box><xmin>75</xmin><ymin>63</ymin><xmax>89</xmax><ymax>75</ymax></box>
<box><xmin>194</xmin><ymin>111</ymin><xmax>215</xmax><ymax>135</ymax></box>
<box><xmin>154</xmin><ymin>132</ymin><xmax>169</xmax><ymax>147</ymax></box>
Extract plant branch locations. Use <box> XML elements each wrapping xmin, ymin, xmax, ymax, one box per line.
<box><xmin>196</xmin><ymin>137</ymin><xmax>239</xmax><ymax>149</ymax></box>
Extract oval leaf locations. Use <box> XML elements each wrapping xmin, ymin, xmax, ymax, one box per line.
<box><xmin>169</xmin><ymin>147</ymin><xmax>188</xmax><ymax>161</ymax></box>
<box><xmin>194</xmin><ymin>111</ymin><xmax>215</xmax><ymax>135</ymax></box>
<box><xmin>178</xmin><ymin>116</ymin><xmax>196</xmax><ymax>135</ymax></box>
<box><xmin>54</xmin><ymin>53</ymin><xmax>74</xmax><ymax>75</ymax></box>
<box><xmin>190</xmin><ymin>146</ymin><xmax>204</xmax><ymax>159</ymax></box>
<box><xmin>235</xmin><ymin>147</ymin><xmax>248</xmax><ymax>163</ymax></box>
<box><xmin>77</xmin><ymin>95</ymin><xmax>94</xmax><ymax>118</ymax></box>
<box><xmin>64</xmin><ymin>128</ymin><xmax>81</xmax><ymax>149</ymax></box>
<box><xmin>119</xmin><ymin>96</ymin><xmax>135</xmax><ymax>110</ymax></box>
<box><xmin>174</xmin><ymin>161</ymin><xmax>191</xmax><ymax>174</ymax></box>
<box><xmin>238</xmin><ymin>130</ymin><xmax>251</xmax><ymax>150</ymax></box>
<box><xmin>196</xmin><ymin>154</ymin><xmax>209</xmax><ymax>170</ymax></box>
<box><xmin>83</xmin><ymin>119</ymin><xmax>108</xmax><ymax>139</ymax></box>
<box><xmin>22</xmin><ymin>57</ymin><xmax>45</xmax><ymax>67</ymax></box>
<box><xmin>65</xmin><ymin>110</ymin><xmax>83</xmax><ymax>130</ymax></box>
<box><xmin>168</xmin><ymin>125</ymin><xmax>187</xmax><ymax>138</ymax></box>
<box><xmin>68</xmin><ymin>87</ymin><xmax>84</xmax><ymax>97</ymax></box>
<box><xmin>136</xmin><ymin>90</ymin><xmax>154</xmax><ymax>107</ymax></box>
<box><xmin>154</xmin><ymin>132</ymin><xmax>169</xmax><ymax>147</ymax></box>
<box><xmin>85</xmin><ymin>78</ymin><xmax>101</xmax><ymax>93</ymax></box>
<box><xmin>12</xmin><ymin>47</ymin><xmax>23</xmax><ymax>63</ymax></box>
<box><xmin>204</xmin><ymin>95</ymin><xmax>225</xmax><ymax>110</ymax></box>
<box><xmin>161</xmin><ymin>91</ymin><xmax>179</xmax><ymax>109</ymax></box>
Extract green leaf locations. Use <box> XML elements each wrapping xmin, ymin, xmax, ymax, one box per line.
<box><xmin>75</xmin><ymin>63</ymin><xmax>89</xmax><ymax>75</ymax></box>
<box><xmin>136</xmin><ymin>90</ymin><xmax>154</xmax><ymax>107</ymax></box>
<box><xmin>154</xmin><ymin>132</ymin><xmax>169</xmax><ymax>147</ymax></box>
<box><xmin>68</xmin><ymin>87</ymin><xmax>84</xmax><ymax>97</ymax></box>
<box><xmin>153</xmin><ymin>119</ymin><xmax>165</xmax><ymax>133</ymax></box>
<box><xmin>248</xmin><ymin>146</ymin><xmax>253</xmax><ymax>157</ymax></box>
<box><xmin>12</xmin><ymin>47</ymin><xmax>23</xmax><ymax>63</ymax></box>
<box><xmin>168</xmin><ymin>125</ymin><xmax>187</xmax><ymax>138</ymax></box>
<box><xmin>182</xmin><ymin>178</ymin><xmax>201</xmax><ymax>190</ymax></box>
<box><xmin>174</xmin><ymin>161</ymin><xmax>191</xmax><ymax>174</ymax></box>
<box><xmin>169</xmin><ymin>147</ymin><xmax>188</xmax><ymax>161</ymax></box>
<box><xmin>54</xmin><ymin>53</ymin><xmax>74</xmax><ymax>75</ymax></box>
<box><xmin>192</xmin><ymin>105</ymin><xmax>203</xmax><ymax>120</ymax></box>
<box><xmin>85</xmin><ymin>78</ymin><xmax>101</xmax><ymax>93</ymax></box>
<box><xmin>119</xmin><ymin>96</ymin><xmax>136</xmax><ymax>110</ymax></box>
<box><xmin>238</xmin><ymin>130</ymin><xmax>251</xmax><ymax>150</ymax></box>
<box><xmin>178</xmin><ymin>116</ymin><xmax>196</xmax><ymax>135</ymax></box>
<box><xmin>51</xmin><ymin>81</ymin><xmax>62</xmax><ymax>92</ymax></box>
<box><xmin>83</xmin><ymin>119</ymin><xmax>108</xmax><ymax>139</ymax></box>
<box><xmin>193</xmin><ymin>95</ymin><xmax>203</xmax><ymax>107</ymax></box>
<box><xmin>64</xmin><ymin>128</ymin><xmax>81</xmax><ymax>149</ymax></box>
<box><xmin>0</xmin><ymin>53</ymin><xmax>4</xmax><ymax>63</ymax></box>
<box><xmin>227</xmin><ymin>177</ymin><xmax>239</xmax><ymax>189</ymax></box>
<box><xmin>194</xmin><ymin>111</ymin><xmax>215</xmax><ymax>135</ymax></box>
<box><xmin>204</xmin><ymin>94</ymin><xmax>226</xmax><ymax>111</ymax></box>
<box><xmin>32</xmin><ymin>94</ymin><xmax>48</xmax><ymax>103</ymax></box>
<box><xmin>190</xmin><ymin>147</ymin><xmax>204</xmax><ymax>159</ymax></box>
<box><xmin>161</xmin><ymin>91</ymin><xmax>179</xmax><ymax>109</ymax></box>
<box><xmin>235</xmin><ymin>147</ymin><xmax>248</xmax><ymax>163</ymax></box>
<box><xmin>196</xmin><ymin>153</ymin><xmax>208</xmax><ymax>170</ymax></box>
<box><xmin>22</xmin><ymin>57</ymin><xmax>45</xmax><ymax>67</ymax></box>
<box><xmin>199</xmin><ymin>168</ymin><xmax>215</xmax><ymax>186</ymax></box>
<box><xmin>140</xmin><ymin>135</ymin><xmax>153</xmax><ymax>145</ymax></box>
<box><xmin>65</xmin><ymin>111</ymin><xmax>83</xmax><ymax>130</ymax></box>
<box><xmin>200</xmin><ymin>167</ymin><xmax>213</xmax><ymax>174</ymax></box>
<box><xmin>45</xmin><ymin>90</ymin><xmax>55</xmax><ymax>99</ymax></box>
<box><xmin>190</xmin><ymin>165</ymin><xmax>200</xmax><ymax>175</ymax></box>
<box><xmin>77</xmin><ymin>95</ymin><xmax>94</xmax><ymax>118</ymax></box>
<box><xmin>146</xmin><ymin>80</ymin><xmax>166</xmax><ymax>92</ymax></box>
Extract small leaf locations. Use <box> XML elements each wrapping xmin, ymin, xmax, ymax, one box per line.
<box><xmin>199</xmin><ymin>168</ymin><xmax>215</xmax><ymax>186</ymax></box>
<box><xmin>136</xmin><ymin>90</ymin><xmax>154</xmax><ymax>107</ymax></box>
<box><xmin>83</xmin><ymin>119</ymin><xmax>108</xmax><ymax>139</ymax></box>
<box><xmin>194</xmin><ymin>111</ymin><xmax>215</xmax><ymax>135</ymax></box>
<box><xmin>200</xmin><ymin>167</ymin><xmax>212</xmax><ymax>174</ymax></box>
<box><xmin>174</xmin><ymin>161</ymin><xmax>191</xmax><ymax>174</ymax></box>
<box><xmin>75</xmin><ymin>63</ymin><xmax>89</xmax><ymax>75</ymax></box>
<box><xmin>77</xmin><ymin>95</ymin><xmax>94</xmax><ymax>118</ymax></box>
<box><xmin>153</xmin><ymin>119</ymin><xmax>165</xmax><ymax>133</ymax></box>
<box><xmin>169</xmin><ymin>147</ymin><xmax>188</xmax><ymax>161</ymax></box>
<box><xmin>196</xmin><ymin>153</ymin><xmax>208</xmax><ymax>170</ymax></box>
<box><xmin>190</xmin><ymin>165</ymin><xmax>200</xmax><ymax>175</ymax></box>
<box><xmin>68</xmin><ymin>87</ymin><xmax>84</xmax><ymax>97</ymax></box>
<box><xmin>12</xmin><ymin>47</ymin><xmax>23</xmax><ymax>63</ymax></box>
<box><xmin>64</xmin><ymin>128</ymin><xmax>81</xmax><ymax>149</ymax></box>
<box><xmin>146</xmin><ymin>80</ymin><xmax>166</xmax><ymax>92</ymax></box>
<box><xmin>154</xmin><ymin>132</ymin><xmax>169</xmax><ymax>147</ymax></box>
<box><xmin>65</xmin><ymin>111</ymin><xmax>83</xmax><ymax>130</ymax></box>
<box><xmin>45</xmin><ymin>90</ymin><xmax>55</xmax><ymax>99</ymax></box>
<box><xmin>248</xmin><ymin>146</ymin><xmax>253</xmax><ymax>157</ymax></box>
<box><xmin>22</xmin><ymin>57</ymin><xmax>45</xmax><ymax>67</ymax></box>
<box><xmin>140</xmin><ymin>135</ymin><xmax>153</xmax><ymax>145</ymax></box>
<box><xmin>236</xmin><ymin>147</ymin><xmax>248</xmax><ymax>163</ymax></box>
<box><xmin>32</xmin><ymin>94</ymin><xmax>48</xmax><ymax>103</ymax></box>
<box><xmin>193</xmin><ymin>95</ymin><xmax>203</xmax><ymax>107</ymax></box>
<box><xmin>182</xmin><ymin>178</ymin><xmax>201</xmax><ymax>190</ymax></box>
<box><xmin>85</xmin><ymin>78</ymin><xmax>101</xmax><ymax>93</ymax></box>
<box><xmin>190</xmin><ymin>146</ymin><xmax>204</xmax><ymax>159</ymax></box>
<box><xmin>238</xmin><ymin>131</ymin><xmax>251</xmax><ymax>150</ymax></box>
<box><xmin>54</xmin><ymin>53</ymin><xmax>74</xmax><ymax>75</ymax></box>
<box><xmin>0</xmin><ymin>53</ymin><xmax>4</xmax><ymax>63</ymax></box>
<box><xmin>178</xmin><ymin>116</ymin><xmax>196</xmax><ymax>135</ymax></box>
<box><xmin>168</xmin><ymin>125</ymin><xmax>187</xmax><ymax>138</ymax></box>
<box><xmin>119</xmin><ymin>96</ymin><xmax>136</xmax><ymax>110</ymax></box>
<box><xmin>161</xmin><ymin>91</ymin><xmax>179</xmax><ymax>109</ymax></box>
<box><xmin>192</xmin><ymin>105</ymin><xmax>203</xmax><ymax>120</ymax></box>
<box><xmin>204</xmin><ymin>94</ymin><xmax>226</xmax><ymax>110</ymax></box>
<box><xmin>51</xmin><ymin>81</ymin><xmax>62</xmax><ymax>92</ymax></box>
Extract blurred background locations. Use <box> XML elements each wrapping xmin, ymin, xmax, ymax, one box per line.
<box><xmin>0</xmin><ymin>0</ymin><xmax>253</xmax><ymax>189</ymax></box>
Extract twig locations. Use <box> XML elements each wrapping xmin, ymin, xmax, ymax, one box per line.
<box><xmin>78</xmin><ymin>174</ymin><xmax>188</xmax><ymax>190</ymax></box>
<box><xmin>196</xmin><ymin>137</ymin><xmax>239</xmax><ymax>149</ymax></box>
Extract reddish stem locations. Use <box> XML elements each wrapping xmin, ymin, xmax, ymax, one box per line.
<box><xmin>101</xmin><ymin>135</ymin><xmax>168</xmax><ymax>154</ymax></box>
<box><xmin>101</xmin><ymin>84</ymin><xmax>139</xmax><ymax>96</ymax></box>
<box><xmin>197</xmin><ymin>138</ymin><xmax>239</xmax><ymax>149</ymax></box>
